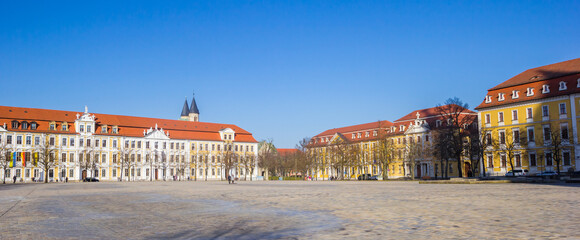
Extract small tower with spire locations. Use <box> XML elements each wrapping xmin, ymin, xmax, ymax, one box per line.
<box><xmin>179</xmin><ymin>97</ymin><xmax>190</xmax><ymax>121</ymax></box>
<box><xmin>188</xmin><ymin>92</ymin><xmax>200</xmax><ymax>122</ymax></box>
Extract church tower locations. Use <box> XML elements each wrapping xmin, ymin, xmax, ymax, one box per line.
<box><xmin>179</xmin><ymin>97</ymin><xmax>190</xmax><ymax>121</ymax></box>
<box><xmin>188</xmin><ymin>94</ymin><xmax>200</xmax><ymax>122</ymax></box>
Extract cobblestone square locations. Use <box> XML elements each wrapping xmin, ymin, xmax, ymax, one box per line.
<box><xmin>1</xmin><ymin>181</ymin><xmax>579</xmax><ymax>239</ymax></box>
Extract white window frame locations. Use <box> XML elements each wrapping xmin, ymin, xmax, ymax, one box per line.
<box><xmin>542</xmin><ymin>84</ymin><xmax>550</xmax><ymax>93</ymax></box>
<box><xmin>526</xmin><ymin>87</ymin><xmax>534</xmax><ymax>96</ymax></box>
<box><xmin>498</xmin><ymin>93</ymin><xmax>505</xmax><ymax>101</ymax></box>
<box><xmin>512</xmin><ymin>90</ymin><xmax>519</xmax><ymax>99</ymax></box>
<box><xmin>559</xmin><ymin>81</ymin><xmax>567</xmax><ymax>91</ymax></box>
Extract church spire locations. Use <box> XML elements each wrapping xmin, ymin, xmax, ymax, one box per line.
<box><xmin>180</xmin><ymin>97</ymin><xmax>189</xmax><ymax>117</ymax></box>
<box><xmin>190</xmin><ymin>95</ymin><xmax>199</xmax><ymax>114</ymax></box>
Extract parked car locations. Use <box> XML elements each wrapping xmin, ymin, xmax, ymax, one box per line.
<box><xmin>358</xmin><ymin>174</ymin><xmax>372</xmax><ymax>180</ymax></box>
<box><xmin>83</xmin><ymin>177</ymin><xmax>99</xmax><ymax>182</ymax></box>
<box><xmin>369</xmin><ymin>175</ymin><xmax>380</xmax><ymax>180</ymax></box>
<box><xmin>505</xmin><ymin>169</ymin><xmax>529</xmax><ymax>177</ymax></box>
<box><xmin>538</xmin><ymin>171</ymin><xmax>558</xmax><ymax>177</ymax></box>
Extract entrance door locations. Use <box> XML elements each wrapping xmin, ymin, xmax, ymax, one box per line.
<box><xmin>155</xmin><ymin>169</ymin><xmax>158</xmax><ymax>180</ymax></box>
<box><xmin>465</xmin><ymin>162</ymin><xmax>472</xmax><ymax>177</ymax></box>
<box><xmin>82</xmin><ymin>170</ymin><xmax>87</xmax><ymax>180</ymax></box>
<box><xmin>416</xmin><ymin>164</ymin><xmax>421</xmax><ymax>178</ymax></box>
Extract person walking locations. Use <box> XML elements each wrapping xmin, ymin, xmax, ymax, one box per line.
<box><xmin>227</xmin><ymin>175</ymin><xmax>231</xmax><ymax>184</ymax></box>
<box><xmin>13</xmin><ymin>175</ymin><xmax>17</xmax><ymax>184</ymax></box>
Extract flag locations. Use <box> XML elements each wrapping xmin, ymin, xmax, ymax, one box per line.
<box><xmin>33</xmin><ymin>152</ymin><xmax>38</xmax><ymax>166</ymax></box>
<box><xmin>21</xmin><ymin>152</ymin><xmax>25</xmax><ymax>167</ymax></box>
<box><xmin>12</xmin><ymin>152</ymin><xmax>16</xmax><ymax>168</ymax></box>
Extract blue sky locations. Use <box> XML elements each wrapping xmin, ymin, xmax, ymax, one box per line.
<box><xmin>1</xmin><ymin>1</ymin><xmax>579</xmax><ymax>148</ymax></box>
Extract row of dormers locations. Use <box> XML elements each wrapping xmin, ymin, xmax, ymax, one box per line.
<box><xmin>6</xmin><ymin>120</ymin><xmax>119</xmax><ymax>134</ymax></box>
<box><xmin>485</xmin><ymin>79</ymin><xmax>580</xmax><ymax>103</ymax></box>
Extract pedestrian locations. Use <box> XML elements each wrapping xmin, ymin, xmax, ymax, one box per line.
<box><xmin>66</xmin><ymin>177</ymin><xmax>68</xmax><ymax>183</ymax></box>
<box><xmin>13</xmin><ymin>175</ymin><xmax>17</xmax><ymax>184</ymax></box>
<box><xmin>227</xmin><ymin>175</ymin><xmax>231</xmax><ymax>184</ymax></box>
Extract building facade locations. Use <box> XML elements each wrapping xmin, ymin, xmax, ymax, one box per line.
<box><xmin>0</xmin><ymin>96</ymin><xmax>259</xmax><ymax>182</ymax></box>
<box><xmin>307</xmin><ymin>105</ymin><xmax>477</xmax><ymax>179</ymax></box>
<box><xmin>476</xmin><ymin>58</ymin><xmax>580</xmax><ymax>176</ymax></box>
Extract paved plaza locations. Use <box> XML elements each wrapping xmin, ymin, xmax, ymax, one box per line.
<box><xmin>0</xmin><ymin>181</ymin><xmax>579</xmax><ymax>239</ymax></box>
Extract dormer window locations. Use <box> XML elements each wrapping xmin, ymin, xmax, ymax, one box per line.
<box><xmin>61</xmin><ymin>122</ymin><xmax>68</xmax><ymax>131</ymax></box>
<box><xmin>21</xmin><ymin>121</ymin><xmax>28</xmax><ymax>130</ymax></box>
<box><xmin>526</xmin><ymin>87</ymin><xmax>534</xmax><ymax>96</ymax></box>
<box><xmin>11</xmin><ymin>120</ymin><xmax>19</xmax><ymax>129</ymax></box>
<box><xmin>365</xmin><ymin>132</ymin><xmax>369</xmax><ymax>137</ymax></box>
<box><xmin>112</xmin><ymin>126</ymin><xmax>118</xmax><ymax>134</ymax></box>
<box><xmin>485</xmin><ymin>95</ymin><xmax>492</xmax><ymax>103</ymax></box>
<box><xmin>373</xmin><ymin>131</ymin><xmax>377</xmax><ymax>137</ymax></box>
<box><xmin>559</xmin><ymin>81</ymin><xmax>567</xmax><ymax>91</ymax></box>
<box><xmin>357</xmin><ymin>132</ymin><xmax>361</xmax><ymax>138</ymax></box>
<box><xmin>400</xmin><ymin>125</ymin><xmax>405</xmax><ymax>131</ymax></box>
<box><xmin>30</xmin><ymin>122</ymin><xmax>37</xmax><ymax>130</ymax></box>
<box><xmin>512</xmin><ymin>90</ymin><xmax>519</xmax><ymax>99</ymax></box>
<box><xmin>101</xmin><ymin>125</ymin><xmax>108</xmax><ymax>133</ymax></box>
<box><xmin>49</xmin><ymin>122</ymin><xmax>56</xmax><ymax>130</ymax></box>
<box><xmin>352</xmin><ymin>133</ymin><xmax>355</xmax><ymax>139</ymax></box>
<box><xmin>542</xmin><ymin>84</ymin><xmax>550</xmax><ymax>93</ymax></box>
<box><xmin>436</xmin><ymin>120</ymin><xmax>442</xmax><ymax>127</ymax></box>
<box><xmin>498</xmin><ymin>93</ymin><xmax>505</xmax><ymax>101</ymax></box>
<box><xmin>577</xmin><ymin>78</ymin><xmax>580</xmax><ymax>88</ymax></box>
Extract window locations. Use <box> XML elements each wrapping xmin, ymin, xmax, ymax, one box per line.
<box><xmin>499</xmin><ymin>130</ymin><xmax>506</xmax><ymax>144</ymax></box>
<box><xmin>170</xmin><ymin>142</ymin><xmax>174</xmax><ymax>149</ymax></box>
<box><xmin>526</xmin><ymin>108</ymin><xmax>532</xmax><ymax>119</ymax></box>
<box><xmin>500</xmin><ymin>155</ymin><xmax>507</xmax><ymax>168</ymax></box>
<box><xmin>31</xmin><ymin>122</ymin><xmax>37</xmax><ymax>130</ymax></box>
<box><xmin>34</xmin><ymin>137</ymin><xmax>39</xmax><ymax>145</ymax></box>
<box><xmin>102</xmin><ymin>126</ymin><xmax>108</xmax><ymax>133</ymax></box>
<box><xmin>527</xmin><ymin>127</ymin><xmax>535</xmax><ymax>142</ymax></box>
<box><xmin>113</xmin><ymin>154</ymin><xmax>117</xmax><ymax>163</ymax></box>
<box><xmin>131</xmin><ymin>141</ymin><xmax>135</xmax><ymax>148</ymax></box>
<box><xmin>485</xmin><ymin>95</ymin><xmax>492</xmax><ymax>103</ymax></box>
<box><xmin>79</xmin><ymin>125</ymin><xmax>84</xmax><ymax>132</ymax></box>
<box><xmin>86</xmin><ymin>139</ymin><xmax>91</xmax><ymax>147</ymax></box>
<box><xmin>529</xmin><ymin>153</ymin><xmax>536</xmax><ymax>167</ymax></box>
<box><xmin>62</xmin><ymin>123</ymin><xmax>67</xmax><ymax>131</ymax></box>
<box><xmin>498</xmin><ymin>93</ymin><xmax>505</xmax><ymax>101</ymax></box>
<box><xmin>559</xmin><ymin>81</ymin><xmax>567</xmax><ymax>91</ymax></box>
<box><xmin>11</xmin><ymin>121</ymin><xmax>18</xmax><ymax>129</ymax></box>
<box><xmin>563</xmin><ymin>152</ymin><xmax>571</xmax><ymax>165</ymax></box>
<box><xmin>542</xmin><ymin>105</ymin><xmax>549</xmax><ymax>117</ymax></box>
<box><xmin>95</xmin><ymin>139</ymin><xmax>99</xmax><ymax>147</ymax></box>
<box><xmin>49</xmin><ymin>122</ymin><xmax>55</xmax><ymax>130</ymax></box>
<box><xmin>546</xmin><ymin>152</ymin><xmax>553</xmax><ymax>166</ymax></box>
<box><xmin>25</xmin><ymin>136</ymin><xmax>31</xmax><ymax>145</ymax></box>
<box><xmin>21</xmin><ymin>122</ymin><xmax>28</xmax><ymax>130</ymax></box>
<box><xmin>526</xmin><ymin>87</ymin><xmax>534</xmax><ymax>96</ymax></box>
<box><xmin>7</xmin><ymin>135</ymin><xmax>12</xmax><ymax>144</ymax></box>
<box><xmin>512</xmin><ymin>90</ymin><xmax>519</xmax><ymax>99</ymax></box>
<box><xmin>542</xmin><ymin>84</ymin><xmax>550</xmax><ymax>93</ymax></box>
<box><xmin>365</xmin><ymin>132</ymin><xmax>369</xmax><ymax>138</ymax></box>
<box><xmin>113</xmin><ymin>169</ymin><xmax>117</xmax><ymax>177</ymax></box>
<box><xmin>138</xmin><ymin>141</ymin><xmax>141</xmax><ymax>148</ymax></box>
<box><xmin>484</xmin><ymin>114</ymin><xmax>490</xmax><ymax>124</ymax></box>
<box><xmin>487</xmin><ymin>155</ymin><xmax>493</xmax><ymax>168</ymax></box>
<box><xmin>513</xmin><ymin>129</ymin><xmax>520</xmax><ymax>143</ymax></box>
<box><xmin>559</xmin><ymin>103</ymin><xmax>566</xmax><ymax>114</ymax></box>
<box><xmin>102</xmin><ymin>169</ymin><xmax>106</xmax><ymax>177</ymax></box>
<box><xmin>62</xmin><ymin>137</ymin><xmax>67</xmax><ymax>146</ymax></box>
<box><xmin>102</xmin><ymin>154</ymin><xmax>107</xmax><ymax>164</ymax></box>
<box><xmin>543</xmin><ymin>126</ymin><xmax>551</xmax><ymax>141</ymax></box>
<box><xmin>70</xmin><ymin>153</ymin><xmax>74</xmax><ymax>162</ymax></box>
<box><xmin>485</xmin><ymin>132</ymin><xmax>492</xmax><ymax>144</ymax></box>
<box><xmin>79</xmin><ymin>139</ymin><xmax>84</xmax><ymax>146</ymax></box>
<box><xmin>515</xmin><ymin>154</ymin><xmax>521</xmax><ymax>167</ymax></box>
<box><xmin>561</xmin><ymin>125</ymin><xmax>569</xmax><ymax>140</ymax></box>
<box><xmin>61</xmin><ymin>153</ymin><xmax>66</xmax><ymax>162</ymax></box>
<box><xmin>70</xmin><ymin>138</ymin><xmax>75</xmax><ymax>146</ymax></box>
<box><xmin>512</xmin><ymin>110</ymin><xmax>518</xmax><ymax>121</ymax></box>
<box><xmin>112</xmin><ymin>126</ymin><xmax>118</xmax><ymax>134</ymax></box>
<box><xmin>87</xmin><ymin>125</ymin><xmax>91</xmax><ymax>133</ymax></box>
<box><xmin>49</xmin><ymin>137</ymin><xmax>55</xmax><ymax>146</ymax></box>
<box><xmin>113</xmin><ymin>140</ymin><xmax>117</xmax><ymax>148</ymax></box>
<box><xmin>425</xmin><ymin>135</ymin><xmax>429</xmax><ymax>142</ymax></box>
<box><xmin>17</xmin><ymin>136</ymin><xmax>22</xmax><ymax>145</ymax></box>
<box><xmin>498</xmin><ymin>112</ymin><xmax>504</xmax><ymax>123</ymax></box>
<box><xmin>373</xmin><ymin>131</ymin><xmax>377</xmax><ymax>137</ymax></box>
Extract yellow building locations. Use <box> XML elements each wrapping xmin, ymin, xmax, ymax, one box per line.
<box><xmin>475</xmin><ymin>58</ymin><xmax>580</xmax><ymax>176</ymax></box>
<box><xmin>307</xmin><ymin>105</ymin><xmax>476</xmax><ymax>179</ymax></box>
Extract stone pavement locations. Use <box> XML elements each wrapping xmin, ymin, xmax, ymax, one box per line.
<box><xmin>0</xmin><ymin>181</ymin><xmax>579</xmax><ymax>239</ymax></box>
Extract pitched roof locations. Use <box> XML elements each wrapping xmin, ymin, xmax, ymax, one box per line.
<box><xmin>180</xmin><ymin>98</ymin><xmax>190</xmax><ymax>116</ymax></box>
<box><xmin>313</xmin><ymin>120</ymin><xmax>393</xmax><ymax>138</ymax></box>
<box><xmin>489</xmin><ymin>58</ymin><xmax>580</xmax><ymax>91</ymax></box>
<box><xmin>393</xmin><ymin>104</ymin><xmax>474</xmax><ymax>122</ymax></box>
<box><xmin>277</xmin><ymin>148</ymin><xmax>299</xmax><ymax>156</ymax></box>
<box><xmin>0</xmin><ymin>105</ymin><xmax>257</xmax><ymax>143</ymax></box>
<box><xmin>190</xmin><ymin>96</ymin><xmax>199</xmax><ymax>114</ymax></box>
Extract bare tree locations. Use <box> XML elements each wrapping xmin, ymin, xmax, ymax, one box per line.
<box><xmin>221</xmin><ymin>143</ymin><xmax>236</xmax><ymax>181</ymax></box>
<box><xmin>545</xmin><ymin>124</ymin><xmax>571</xmax><ymax>175</ymax></box>
<box><xmin>258</xmin><ymin>139</ymin><xmax>277</xmax><ymax>180</ymax></box>
<box><xmin>466</xmin><ymin>126</ymin><xmax>493</xmax><ymax>177</ymax></box>
<box><xmin>117</xmin><ymin>145</ymin><xmax>133</xmax><ymax>181</ymax></box>
<box><xmin>375</xmin><ymin>128</ymin><xmax>395</xmax><ymax>180</ymax></box>
<box><xmin>37</xmin><ymin>135</ymin><xmax>57</xmax><ymax>183</ymax></box>
<box><xmin>0</xmin><ymin>142</ymin><xmax>9</xmax><ymax>184</ymax></box>
<box><xmin>492</xmin><ymin>128</ymin><xmax>527</xmax><ymax>177</ymax></box>
<box><xmin>435</xmin><ymin>97</ymin><xmax>476</xmax><ymax>177</ymax></box>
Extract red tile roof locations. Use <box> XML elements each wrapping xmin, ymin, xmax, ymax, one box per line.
<box><xmin>277</xmin><ymin>148</ymin><xmax>300</xmax><ymax>156</ymax></box>
<box><xmin>0</xmin><ymin>105</ymin><xmax>257</xmax><ymax>143</ymax></box>
<box><xmin>476</xmin><ymin>72</ymin><xmax>580</xmax><ymax>110</ymax></box>
<box><xmin>489</xmin><ymin>58</ymin><xmax>580</xmax><ymax>91</ymax></box>
<box><xmin>313</xmin><ymin>120</ymin><xmax>393</xmax><ymax>138</ymax></box>
<box><xmin>393</xmin><ymin>104</ymin><xmax>475</xmax><ymax>122</ymax></box>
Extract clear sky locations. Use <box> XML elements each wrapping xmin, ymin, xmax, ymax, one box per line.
<box><xmin>1</xmin><ymin>1</ymin><xmax>579</xmax><ymax>148</ymax></box>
